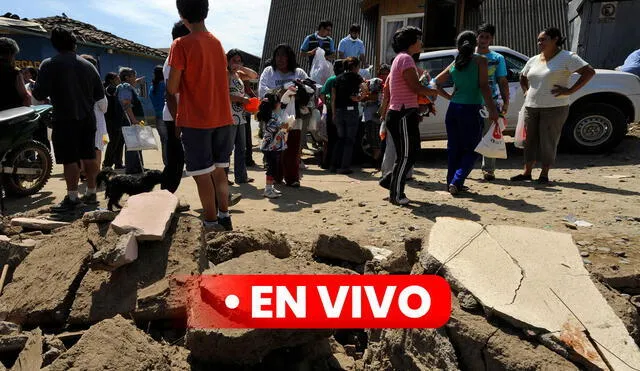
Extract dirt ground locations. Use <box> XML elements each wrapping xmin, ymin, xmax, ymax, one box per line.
<box><xmin>4</xmin><ymin>123</ymin><xmax>640</xmax><ymax>264</ymax></box>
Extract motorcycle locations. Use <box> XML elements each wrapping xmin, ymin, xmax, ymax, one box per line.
<box><xmin>0</xmin><ymin>105</ymin><xmax>54</xmax><ymax>213</ymax></box>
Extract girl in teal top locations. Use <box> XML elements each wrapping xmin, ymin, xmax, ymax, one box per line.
<box><xmin>435</xmin><ymin>31</ymin><xmax>498</xmax><ymax>195</ymax></box>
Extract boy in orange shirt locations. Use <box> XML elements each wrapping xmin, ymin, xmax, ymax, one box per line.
<box><xmin>167</xmin><ymin>0</ymin><xmax>234</xmax><ymax>232</ymax></box>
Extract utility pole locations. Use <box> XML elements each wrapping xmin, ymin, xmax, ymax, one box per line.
<box><xmin>421</xmin><ymin>0</ymin><xmax>428</xmax><ymax>47</ymax></box>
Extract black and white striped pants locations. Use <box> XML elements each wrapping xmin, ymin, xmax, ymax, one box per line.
<box><xmin>383</xmin><ymin>107</ymin><xmax>420</xmax><ymax>202</ymax></box>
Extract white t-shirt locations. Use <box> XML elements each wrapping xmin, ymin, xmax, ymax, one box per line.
<box><xmin>94</xmin><ymin>97</ymin><xmax>108</xmax><ymax>149</ymax></box>
<box><xmin>521</xmin><ymin>50</ymin><xmax>589</xmax><ymax>108</ymax></box>
<box><xmin>258</xmin><ymin>66</ymin><xmax>308</xmax><ymax>98</ymax></box>
<box><xmin>162</xmin><ymin>57</ymin><xmax>180</xmax><ymax>121</ymax></box>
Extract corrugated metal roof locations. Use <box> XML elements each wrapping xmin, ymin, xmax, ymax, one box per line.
<box><xmin>465</xmin><ymin>0</ymin><xmax>569</xmax><ymax>57</ymax></box>
<box><xmin>260</xmin><ymin>0</ymin><xmax>377</xmax><ymax>72</ymax></box>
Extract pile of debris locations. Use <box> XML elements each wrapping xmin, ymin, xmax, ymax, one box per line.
<box><xmin>1</xmin><ymin>190</ymin><xmax>640</xmax><ymax>369</ymax></box>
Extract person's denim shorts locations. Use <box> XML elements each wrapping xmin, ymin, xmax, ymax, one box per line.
<box><xmin>180</xmin><ymin>127</ymin><xmax>215</xmax><ymax>176</ymax></box>
<box><xmin>211</xmin><ymin>124</ymin><xmax>234</xmax><ymax>168</ymax></box>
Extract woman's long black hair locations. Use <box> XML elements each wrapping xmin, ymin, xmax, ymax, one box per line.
<box><xmin>454</xmin><ymin>31</ymin><xmax>478</xmax><ymax>70</ymax></box>
<box><xmin>151</xmin><ymin>65</ymin><xmax>163</xmax><ymax>95</ymax></box>
<box><xmin>257</xmin><ymin>90</ymin><xmax>280</xmax><ymax>123</ymax></box>
<box><xmin>271</xmin><ymin>44</ymin><xmax>297</xmax><ymax>73</ymax></box>
<box><xmin>104</xmin><ymin>72</ymin><xmax>118</xmax><ymax>89</ymax></box>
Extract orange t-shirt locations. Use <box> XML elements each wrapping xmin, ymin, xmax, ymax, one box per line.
<box><xmin>168</xmin><ymin>31</ymin><xmax>233</xmax><ymax>129</ymax></box>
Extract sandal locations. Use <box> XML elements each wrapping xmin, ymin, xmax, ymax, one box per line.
<box><xmin>510</xmin><ymin>174</ymin><xmax>533</xmax><ymax>182</ymax></box>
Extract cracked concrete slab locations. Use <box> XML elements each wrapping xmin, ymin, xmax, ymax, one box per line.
<box><xmin>427</xmin><ymin>217</ymin><xmax>640</xmax><ymax>371</ymax></box>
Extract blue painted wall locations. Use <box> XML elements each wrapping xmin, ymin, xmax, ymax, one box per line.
<box><xmin>3</xmin><ymin>32</ymin><xmax>165</xmax><ymax>122</ymax></box>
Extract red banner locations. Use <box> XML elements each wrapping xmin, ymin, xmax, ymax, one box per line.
<box><xmin>182</xmin><ymin>275</ymin><xmax>451</xmax><ymax>329</ymax></box>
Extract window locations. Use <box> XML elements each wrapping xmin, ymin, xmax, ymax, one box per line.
<box><xmin>497</xmin><ymin>52</ymin><xmax>528</xmax><ymax>82</ymax></box>
<box><xmin>417</xmin><ymin>56</ymin><xmax>454</xmax><ymax>87</ymax></box>
<box><xmin>380</xmin><ymin>14</ymin><xmax>424</xmax><ymax>65</ymax></box>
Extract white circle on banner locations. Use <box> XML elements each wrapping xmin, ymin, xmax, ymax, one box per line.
<box><xmin>225</xmin><ymin>294</ymin><xmax>240</xmax><ymax>309</ymax></box>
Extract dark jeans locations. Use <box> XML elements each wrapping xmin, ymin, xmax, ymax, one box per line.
<box><xmin>321</xmin><ymin>109</ymin><xmax>338</xmax><ymax>169</ymax></box>
<box><xmin>244</xmin><ymin>113</ymin><xmax>255</xmax><ymax>165</ymax></box>
<box><xmin>161</xmin><ymin>120</ymin><xmax>185</xmax><ymax>193</ymax></box>
<box><xmin>103</xmin><ymin>118</ymin><xmax>124</xmax><ymax>168</ymax></box>
<box><xmin>332</xmin><ymin>107</ymin><xmax>360</xmax><ymax>170</ymax></box>
<box><xmin>381</xmin><ymin>108</ymin><xmax>420</xmax><ymax>201</ymax></box>
<box><xmin>231</xmin><ymin>124</ymin><xmax>248</xmax><ymax>183</ymax></box>
<box><xmin>445</xmin><ymin>103</ymin><xmax>484</xmax><ymax>187</ymax></box>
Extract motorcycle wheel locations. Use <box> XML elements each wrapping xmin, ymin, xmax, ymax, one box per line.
<box><xmin>2</xmin><ymin>140</ymin><xmax>53</xmax><ymax>197</ymax></box>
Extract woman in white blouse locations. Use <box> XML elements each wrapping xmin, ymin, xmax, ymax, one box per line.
<box><xmin>511</xmin><ymin>27</ymin><xmax>595</xmax><ymax>184</ymax></box>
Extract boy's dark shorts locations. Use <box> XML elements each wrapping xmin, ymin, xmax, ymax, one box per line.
<box><xmin>211</xmin><ymin>124</ymin><xmax>234</xmax><ymax>168</ymax></box>
<box><xmin>51</xmin><ymin>117</ymin><xmax>96</xmax><ymax>165</ymax></box>
<box><xmin>180</xmin><ymin>127</ymin><xmax>216</xmax><ymax>176</ymax></box>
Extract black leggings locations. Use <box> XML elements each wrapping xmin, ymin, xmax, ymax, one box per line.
<box><xmin>161</xmin><ymin>120</ymin><xmax>185</xmax><ymax>193</ymax></box>
<box><xmin>263</xmin><ymin>150</ymin><xmax>281</xmax><ymax>180</ymax></box>
<box><xmin>383</xmin><ymin>108</ymin><xmax>420</xmax><ymax>201</ymax></box>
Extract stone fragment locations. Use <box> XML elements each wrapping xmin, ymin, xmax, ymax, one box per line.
<box><xmin>364</xmin><ymin>328</ymin><xmax>458</xmax><ymax>370</ymax></box>
<box><xmin>9</xmin><ymin>328</ymin><xmax>42</xmax><ymax>371</ymax></box>
<box><xmin>47</xmin><ymin>316</ymin><xmax>190</xmax><ymax>371</ymax></box>
<box><xmin>0</xmin><ymin>222</ymin><xmax>92</xmax><ymax>327</ymax></box>
<box><xmin>329</xmin><ymin>353</ymin><xmax>356</xmax><ymax>370</ymax></box>
<box><xmin>206</xmin><ymin>229</ymin><xmax>291</xmax><ymax>264</ymax></box>
<box><xmin>0</xmin><ymin>322</ymin><xmax>20</xmax><ymax>336</ymax></box>
<box><xmin>363</xmin><ymin>246</ymin><xmax>393</xmax><ymax>261</ymax></box>
<box><xmin>110</xmin><ymin>190</ymin><xmax>178</xmax><ymax>241</ymax></box>
<box><xmin>90</xmin><ymin>232</ymin><xmax>138</xmax><ymax>271</ymax></box>
<box><xmin>81</xmin><ymin>210</ymin><xmax>117</xmax><ymax>224</ymax></box>
<box><xmin>457</xmin><ymin>291</ymin><xmax>480</xmax><ymax>312</ymax></box>
<box><xmin>380</xmin><ymin>251</ymin><xmax>412</xmax><ymax>274</ymax></box>
<box><xmin>68</xmin><ymin>215</ymin><xmax>205</xmax><ymax>325</ymax></box>
<box><xmin>10</xmin><ymin>218</ymin><xmax>69</xmax><ymax>231</ymax></box>
<box><xmin>313</xmin><ymin>234</ymin><xmax>373</xmax><ymax>264</ymax></box>
<box><xmin>0</xmin><ymin>333</ymin><xmax>28</xmax><ymax>353</ymax></box>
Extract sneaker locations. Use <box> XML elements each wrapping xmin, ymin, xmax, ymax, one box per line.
<box><xmin>51</xmin><ymin>196</ymin><xmax>83</xmax><ymax>212</ymax></box>
<box><xmin>228</xmin><ymin>180</ymin><xmax>235</xmax><ymax>186</ymax></box>
<box><xmin>218</xmin><ymin>216</ymin><xmax>233</xmax><ymax>231</ymax></box>
<box><xmin>288</xmin><ymin>181</ymin><xmax>301</xmax><ymax>188</ymax></box>
<box><xmin>483</xmin><ymin>171</ymin><xmax>496</xmax><ymax>181</ymax></box>
<box><xmin>203</xmin><ymin>222</ymin><xmax>226</xmax><ymax>233</ymax></box>
<box><xmin>448</xmin><ymin>184</ymin><xmax>459</xmax><ymax>196</ymax></box>
<box><xmin>264</xmin><ymin>188</ymin><xmax>282</xmax><ymax>198</ymax></box>
<box><xmin>80</xmin><ymin>193</ymin><xmax>99</xmax><ymax>205</ymax></box>
<box><xmin>229</xmin><ymin>193</ymin><xmax>242</xmax><ymax>206</ymax></box>
<box><xmin>273</xmin><ymin>187</ymin><xmax>282</xmax><ymax>194</ymax></box>
<box><xmin>392</xmin><ymin>197</ymin><xmax>410</xmax><ymax>205</ymax></box>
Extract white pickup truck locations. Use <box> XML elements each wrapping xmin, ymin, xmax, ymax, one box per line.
<box><xmin>417</xmin><ymin>46</ymin><xmax>640</xmax><ymax>153</ymax></box>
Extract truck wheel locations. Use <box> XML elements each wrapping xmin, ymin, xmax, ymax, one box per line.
<box><xmin>561</xmin><ymin>103</ymin><xmax>627</xmax><ymax>153</ymax></box>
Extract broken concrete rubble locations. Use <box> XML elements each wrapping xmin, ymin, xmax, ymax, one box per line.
<box><xmin>81</xmin><ymin>209</ymin><xmax>116</xmax><ymax>224</ymax></box>
<box><xmin>313</xmin><ymin>234</ymin><xmax>374</xmax><ymax>264</ymax></box>
<box><xmin>0</xmin><ymin>222</ymin><xmax>92</xmax><ymax>327</ymax></box>
<box><xmin>363</xmin><ymin>328</ymin><xmax>459</xmax><ymax>370</ymax></box>
<box><xmin>9</xmin><ymin>218</ymin><xmax>69</xmax><ymax>231</ymax></box>
<box><xmin>446</xmin><ymin>296</ymin><xmax>578</xmax><ymax>370</ymax></box>
<box><xmin>380</xmin><ymin>251</ymin><xmax>411</xmax><ymax>274</ymax></box>
<box><xmin>206</xmin><ymin>229</ymin><xmax>291</xmax><ymax>264</ymax></box>
<box><xmin>9</xmin><ymin>328</ymin><xmax>41</xmax><ymax>371</ymax></box>
<box><xmin>427</xmin><ymin>217</ymin><xmax>640</xmax><ymax>370</ymax></box>
<box><xmin>46</xmin><ymin>315</ymin><xmax>190</xmax><ymax>371</ymax></box>
<box><xmin>186</xmin><ymin>251</ymin><xmax>349</xmax><ymax>364</ymax></box>
<box><xmin>90</xmin><ymin>232</ymin><xmax>138</xmax><ymax>271</ymax></box>
<box><xmin>110</xmin><ymin>190</ymin><xmax>178</xmax><ymax>241</ymax></box>
<box><xmin>68</xmin><ymin>215</ymin><xmax>205</xmax><ymax>325</ymax></box>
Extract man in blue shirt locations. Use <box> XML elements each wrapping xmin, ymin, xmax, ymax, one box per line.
<box><xmin>300</xmin><ymin>20</ymin><xmax>335</xmax><ymax>69</ymax></box>
<box><xmin>476</xmin><ymin>23</ymin><xmax>509</xmax><ymax>181</ymax></box>
<box><xmin>338</xmin><ymin>23</ymin><xmax>366</xmax><ymax>64</ymax></box>
<box><xmin>620</xmin><ymin>49</ymin><xmax>640</xmax><ymax>77</ymax></box>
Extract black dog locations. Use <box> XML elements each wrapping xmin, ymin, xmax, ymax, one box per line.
<box><xmin>96</xmin><ymin>169</ymin><xmax>164</xmax><ymax>211</ymax></box>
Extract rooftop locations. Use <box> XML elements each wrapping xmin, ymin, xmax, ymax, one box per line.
<box><xmin>0</xmin><ymin>13</ymin><xmax>166</xmax><ymax>59</ymax></box>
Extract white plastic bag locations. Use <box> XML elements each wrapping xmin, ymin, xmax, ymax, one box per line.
<box><xmin>475</xmin><ymin>118</ymin><xmax>507</xmax><ymax>159</ymax></box>
<box><xmin>310</xmin><ymin>48</ymin><xmax>333</xmax><ymax>85</ymax></box>
<box><xmin>280</xmin><ymin>89</ymin><xmax>297</xmax><ymax>127</ymax></box>
<box><xmin>122</xmin><ymin>125</ymin><xmax>158</xmax><ymax>151</ymax></box>
<box><xmin>316</xmin><ymin>105</ymin><xmax>328</xmax><ymax>142</ymax></box>
<box><xmin>514</xmin><ymin>108</ymin><xmax>527</xmax><ymax>149</ymax></box>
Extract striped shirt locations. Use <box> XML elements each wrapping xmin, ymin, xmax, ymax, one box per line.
<box><xmin>388</xmin><ymin>52</ymin><xmax>418</xmax><ymax>111</ymax></box>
